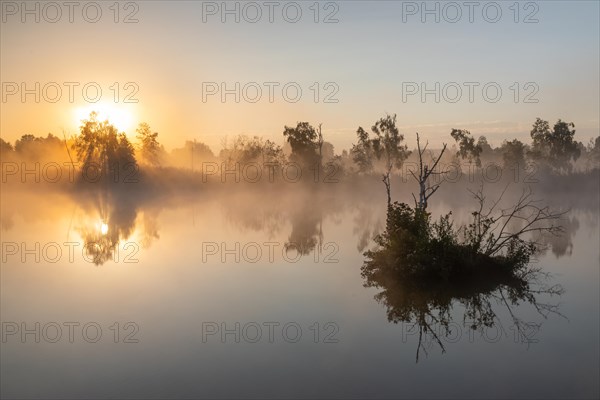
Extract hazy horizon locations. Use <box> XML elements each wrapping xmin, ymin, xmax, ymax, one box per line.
<box><xmin>1</xmin><ymin>1</ymin><xmax>599</xmax><ymax>399</ymax></box>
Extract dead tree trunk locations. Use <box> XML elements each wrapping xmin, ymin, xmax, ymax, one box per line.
<box><xmin>409</xmin><ymin>133</ymin><xmax>447</xmax><ymax>211</ymax></box>
<box><xmin>317</xmin><ymin>123</ymin><xmax>324</xmax><ymax>168</ymax></box>
<box><xmin>383</xmin><ymin>164</ymin><xmax>392</xmax><ymax>208</ymax></box>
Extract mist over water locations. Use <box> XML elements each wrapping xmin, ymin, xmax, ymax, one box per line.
<box><xmin>1</xmin><ymin>164</ymin><xmax>598</xmax><ymax>398</ymax></box>
<box><xmin>2</xmin><ymin>1</ymin><xmax>599</xmax><ymax>396</ymax></box>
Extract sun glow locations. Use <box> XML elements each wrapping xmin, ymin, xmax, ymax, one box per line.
<box><xmin>100</xmin><ymin>222</ymin><xmax>109</xmax><ymax>235</ymax></box>
<box><xmin>74</xmin><ymin>103</ymin><xmax>136</xmax><ymax>134</ymax></box>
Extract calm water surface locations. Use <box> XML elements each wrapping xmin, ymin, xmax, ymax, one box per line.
<box><xmin>1</xmin><ymin>185</ymin><xmax>598</xmax><ymax>399</ymax></box>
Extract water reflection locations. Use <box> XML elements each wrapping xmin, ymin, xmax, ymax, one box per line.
<box><xmin>353</xmin><ymin>204</ymin><xmax>384</xmax><ymax>253</ymax></box>
<box><xmin>66</xmin><ymin>190</ymin><xmax>162</xmax><ymax>265</ymax></box>
<box><xmin>1</xmin><ymin>183</ymin><xmax>591</xmax><ymax>269</ymax></box>
<box><xmin>361</xmin><ymin>257</ymin><xmax>565</xmax><ymax>362</ymax></box>
<box><xmin>0</xmin><ymin>181</ymin><xmax>597</xmax><ymax>400</ymax></box>
<box><xmin>59</xmin><ymin>184</ymin><xmax>574</xmax><ymax>369</ymax></box>
<box><xmin>284</xmin><ymin>201</ymin><xmax>324</xmax><ymax>255</ymax></box>
<box><xmin>542</xmin><ymin>215</ymin><xmax>580</xmax><ymax>258</ymax></box>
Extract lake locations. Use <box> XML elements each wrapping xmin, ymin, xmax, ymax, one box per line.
<box><xmin>1</xmin><ymin>178</ymin><xmax>599</xmax><ymax>399</ymax></box>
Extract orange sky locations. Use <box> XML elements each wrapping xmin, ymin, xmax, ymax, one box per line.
<box><xmin>1</xmin><ymin>1</ymin><xmax>598</xmax><ymax>153</ymax></box>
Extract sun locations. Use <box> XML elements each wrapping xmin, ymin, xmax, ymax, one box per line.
<box><xmin>74</xmin><ymin>102</ymin><xmax>136</xmax><ymax>133</ymax></box>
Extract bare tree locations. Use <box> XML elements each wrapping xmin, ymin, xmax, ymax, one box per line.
<box><xmin>464</xmin><ymin>184</ymin><xmax>566</xmax><ymax>257</ymax></box>
<box><xmin>316</xmin><ymin>123</ymin><xmax>324</xmax><ymax>165</ymax></box>
<box><xmin>409</xmin><ymin>133</ymin><xmax>447</xmax><ymax>210</ymax></box>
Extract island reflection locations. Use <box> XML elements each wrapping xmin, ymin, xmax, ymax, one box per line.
<box><xmin>361</xmin><ymin>255</ymin><xmax>564</xmax><ymax>362</ymax></box>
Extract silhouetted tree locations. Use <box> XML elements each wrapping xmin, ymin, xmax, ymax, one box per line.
<box><xmin>220</xmin><ymin>135</ymin><xmax>285</xmax><ymax>167</ymax></box>
<box><xmin>117</xmin><ymin>133</ymin><xmax>137</xmax><ymax>167</ymax></box>
<box><xmin>73</xmin><ymin>112</ymin><xmax>137</xmax><ymax>180</ymax></box>
<box><xmin>316</xmin><ymin>123</ymin><xmax>324</xmax><ymax>164</ymax></box>
<box><xmin>410</xmin><ymin>133</ymin><xmax>447</xmax><ymax>211</ymax></box>
<box><xmin>169</xmin><ymin>140</ymin><xmax>215</xmax><ymax>170</ymax></box>
<box><xmin>451</xmin><ymin>129</ymin><xmax>482</xmax><ymax>167</ymax></box>
<box><xmin>477</xmin><ymin>136</ymin><xmax>493</xmax><ymax>155</ymax></box>
<box><xmin>351</xmin><ymin>126</ymin><xmax>376</xmax><ymax>174</ymax></box>
<box><xmin>261</xmin><ymin>139</ymin><xmax>286</xmax><ymax>166</ymax></box>
<box><xmin>321</xmin><ymin>141</ymin><xmax>335</xmax><ymax>163</ymax></box>
<box><xmin>461</xmin><ymin>185</ymin><xmax>564</xmax><ymax>258</ymax></box>
<box><xmin>136</xmin><ymin>122</ymin><xmax>164</xmax><ymax>167</ymax></box>
<box><xmin>587</xmin><ymin>136</ymin><xmax>600</xmax><ymax>165</ymax></box>
<box><xmin>11</xmin><ymin>133</ymin><xmax>64</xmax><ymax>160</ymax></box>
<box><xmin>283</xmin><ymin>122</ymin><xmax>320</xmax><ymax>167</ymax></box>
<box><xmin>529</xmin><ymin>118</ymin><xmax>580</xmax><ymax>173</ymax></box>
<box><xmin>352</xmin><ymin>114</ymin><xmax>409</xmax><ymax>206</ymax></box>
<box><xmin>14</xmin><ymin>134</ymin><xmax>36</xmax><ymax>152</ymax></box>
<box><xmin>0</xmin><ymin>137</ymin><xmax>14</xmax><ymax>153</ymax></box>
<box><xmin>500</xmin><ymin>139</ymin><xmax>527</xmax><ymax>169</ymax></box>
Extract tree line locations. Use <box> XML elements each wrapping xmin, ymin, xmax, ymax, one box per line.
<box><xmin>1</xmin><ymin>112</ymin><xmax>598</xmax><ymax>180</ymax></box>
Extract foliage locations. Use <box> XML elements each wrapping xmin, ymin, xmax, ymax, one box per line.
<box><xmin>351</xmin><ymin>114</ymin><xmax>410</xmax><ymax>206</ymax></box>
<box><xmin>0</xmin><ymin>137</ymin><xmax>13</xmax><ymax>153</ymax></box>
<box><xmin>477</xmin><ymin>136</ymin><xmax>493</xmax><ymax>155</ymax></box>
<box><xmin>169</xmin><ymin>140</ymin><xmax>215</xmax><ymax>169</ymax></box>
<box><xmin>450</xmin><ymin>129</ymin><xmax>482</xmax><ymax>167</ymax></box>
<box><xmin>529</xmin><ymin>118</ymin><xmax>580</xmax><ymax>173</ymax></box>
<box><xmin>220</xmin><ymin>135</ymin><xmax>285</xmax><ymax>166</ymax></box>
<box><xmin>364</xmin><ymin>186</ymin><xmax>561</xmax><ymax>283</ymax></box>
<box><xmin>586</xmin><ymin>136</ymin><xmax>600</xmax><ymax>164</ymax></box>
<box><xmin>351</xmin><ymin>114</ymin><xmax>409</xmax><ymax>174</ymax></box>
<box><xmin>500</xmin><ymin>139</ymin><xmax>528</xmax><ymax>169</ymax></box>
<box><xmin>136</xmin><ymin>122</ymin><xmax>164</xmax><ymax>167</ymax></box>
<box><xmin>2</xmin><ymin>113</ymin><xmax>595</xmax><ymax>184</ymax></box>
<box><xmin>283</xmin><ymin>122</ymin><xmax>320</xmax><ymax>166</ymax></box>
<box><xmin>73</xmin><ymin>112</ymin><xmax>137</xmax><ymax>178</ymax></box>
<box><xmin>350</xmin><ymin>126</ymin><xmax>375</xmax><ymax>173</ymax></box>
<box><xmin>365</xmin><ymin>202</ymin><xmax>492</xmax><ymax>282</ymax></box>
<box><xmin>362</xmin><ymin>189</ymin><xmax>565</xmax><ymax>362</ymax></box>
<box><xmin>13</xmin><ymin>133</ymin><xmax>63</xmax><ymax>158</ymax></box>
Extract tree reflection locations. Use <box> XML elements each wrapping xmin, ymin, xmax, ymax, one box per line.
<box><xmin>284</xmin><ymin>202</ymin><xmax>323</xmax><ymax>256</ymax></box>
<box><xmin>353</xmin><ymin>204</ymin><xmax>383</xmax><ymax>253</ymax></box>
<box><xmin>362</xmin><ymin>259</ymin><xmax>564</xmax><ymax>362</ymax></box>
<box><xmin>541</xmin><ymin>215</ymin><xmax>580</xmax><ymax>258</ymax></box>
<box><xmin>74</xmin><ymin>190</ymin><xmax>158</xmax><ymax>265</ymax></box>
